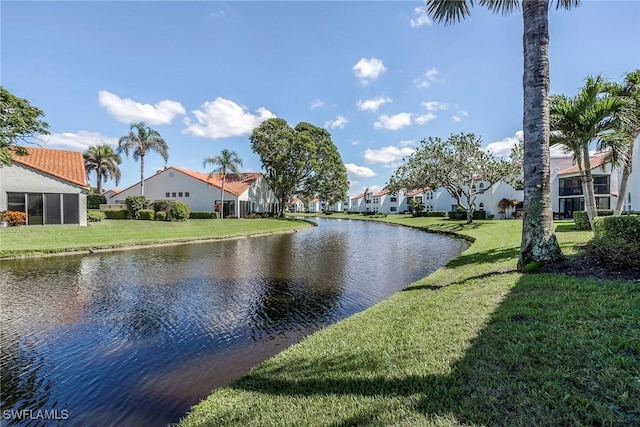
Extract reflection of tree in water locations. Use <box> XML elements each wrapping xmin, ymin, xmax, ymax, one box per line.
<box><xmin>0</xmin><ymin>335</ymin><xmax>52</xmax><ymax>414</ymax></box>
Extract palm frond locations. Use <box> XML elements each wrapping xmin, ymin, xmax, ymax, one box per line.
<box><xmin>424</xmin><ymin>0</ymin><xmax>474</xmax><ymax>25</ymax></box>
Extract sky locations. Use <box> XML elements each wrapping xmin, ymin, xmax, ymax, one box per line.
<box><xmin>2</xmin><ymin>1</ymin><xmax>639</xmax><ymax>196</ymax></box>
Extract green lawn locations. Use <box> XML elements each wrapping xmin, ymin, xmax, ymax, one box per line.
<box><xmin>179</xmin><ymin>216</ymin><xmax>639</xmax><ymax>426</ymax></box>
<box><xmin>0</xmin><ymin>217</ymin><xmax>312</xmax><ymax>258</ymax></box>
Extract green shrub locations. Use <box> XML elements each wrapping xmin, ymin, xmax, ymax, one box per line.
<box><xmin>125</xmin><ymin>195</ymin><xmax>149</xmax><ymax>219</ymax></box>
<box><xmin>87</xmin><ymin>194</ymin><xmax>107</xmax><ymax>209</ymax></box>
<box><xmin>170</xmin><ymin>202</ymin><xmax>190</xmax><ymax>222</ymax></box>
<box><xmin>155</xmin><ymin>211</ymin><xmax>167</xmax><ymax>221</ymax></box>
<box><xmin>104</xmin><ymin>209</ymin><xmax>128</xmax><ymax>219</ymax></box>
<box><xmin>153</xmin><ymin>199</ymin><xmax>173</xmax><ymax>213</ymax></box>
<box><xmin>587</xmin><ymin>215</ymin><xmax>640</xmax><ymax>270</ymax></box>
<box><xmin>189</xmin><ymin>211</ymin><xmax>219</xmax><ymax>219</ymax></box>
<box><xmin>573</xmin><ymin>210</ymin><xmax>615</xmax><ymax>230</ymax></box>
<box><xmin>427</xmin><ymin>211</ymin><xmax>447</xmax><ymax>217</ymax></box>
<box><xmin>448</xmin><ymin>211</ymin><xmax>466</xmax><ymax>220</ymax></box>
<box><xmin>87</xmin><ymin>210</ymin><xmax>106</xmax><ymax>222</ymax></box>
<box><xmin>138</xmin><ymin>209</ymin><xmax>155</xmax><ymax>220</ymax></box>
<box><xmin>473</xmin><ymin>210</ymin><xmax>486</xmax><ymax>220</ymax></box>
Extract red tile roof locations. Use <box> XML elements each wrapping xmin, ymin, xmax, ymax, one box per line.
<box><xmin>11</xmin><ymin>146</ymin><xmax>88</xmax><ymax>187</ymax></box>
<box><xmin>371</xmin><ymin>189</ymin><xmax>389</xmax><ymax>197</ymax></box>
<box><xmin>172</xmin><ymin>167</ymin><xmax>262</xmax><ymax>196</ymax></box>
<box><xmin>408</xmin><ymin>187</ymin><xmax>430</xmax><ymax>197</ymax></box>
<box><xmin>351</xmin><ymin>192</ymin><xmax>365</xmax><ymax>200</ymax></box>
<box><xmin>558</xmin><ymin>151</ymin><xmax>610</xmax><ymax>175</ymax></box>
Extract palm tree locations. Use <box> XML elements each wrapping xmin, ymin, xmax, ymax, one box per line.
<box><xmin>83</xmin><ymin>144</ymin><xmax>122</xmax><ymax>195</ymax></box>
<box><xmin>424</xmin><ymin>0</ymin><xmax>580</xmax><ymax>269</ymax></box>
<box><xmin>550</xmin><ymin>76</ymin><xmax>627</xmax><ymax>230</ymax></box>
<box><xmin>117</xmin><ymin>122</ymin><xmax>169</xmax><ymax>196</ymax></box>
<box><xmin>603</xmin><ymin>70</ymin><xmax>640</xmax><ymax>215</ymax></box>
<box><xmin>203</xmin><ymin>149</ymin><xmax>243</xmax><ymax>219</ymax></box>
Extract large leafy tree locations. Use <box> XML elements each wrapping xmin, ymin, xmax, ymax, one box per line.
<box><xmin>117</xmin><ymin>122</ymin><xmax>169</xmax><ymax>196</ymax></box>
<box><xmin>424</xmin><ymin>0</ymin><xmax>580</xmax><ymax>268</ymax></box>
<box><xmin>0</xmin><ymin>86</ymin><xmax>50</xmax><ymax>167</ymax></box>
<box><xmin>83</xmin><ymin>144</ymin><xmax>122</xmax><ymax>195</ymax></box>
<box><xmin>603</xmin><ymin>70</ymin><xmax>640</xmax><ymax>215</ymax></box>
<box><xmin>250</xmin><ymin>118</ymin><xmax>348</xmax><ymax>217</ymax></box>
<box><xmin>388</xmin><ymin>132</ymin><xmax>514</xmax><ymax>224</ymax></box>
<box><xmin>203</xmin><ymin>149</ymin><xmax>243</xmax><ymax>219</ymax></box>
<box><xmin>549</xmin><ymin>75</ymin><xmax>627</xmax><ymax>230</ymax></box>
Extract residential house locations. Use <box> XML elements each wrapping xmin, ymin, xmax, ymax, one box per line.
<box><xmin>107</xmin><ymin>166</ymin><xmax>279</xmax><ymax>217</ymax></box>
<box><xmin>307</xmin><ymin>198</ymin><xmax>322</xmax><ymax>213</ymax></box>
<box><xmin>288</xmin><ymin>197</ymin><xmax>305</xmax><ymax>213</ymax></box>
<box><xmin>0</xmin><ymin>146</ymin><xmax>89</xmax><ymax>225</ymax></box>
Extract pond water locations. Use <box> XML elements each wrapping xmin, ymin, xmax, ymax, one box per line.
<box><xmin>0</xmin><ymin>218</ymin><xmax>468</xmax><ymax>426</ymax></box>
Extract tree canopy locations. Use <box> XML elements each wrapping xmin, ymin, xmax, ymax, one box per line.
<box><xmin>250</xmin><ymin>118</ymin><xmax>348</xmax><ymax>216</ymax></box>
<box><xmin>203</xmin><ymin>149</ymin><xmax>243</xmax><ymax>218</ymax></box>
<box><xmin>0</xmin><ymin>86</ymin><xmax>50</xmax><ymax>167</ymax></box>
<box><xmin>83</xmin><ymin>144</ymin><xmax>122</xmax><ymax>195</ymax></box>
<box><xmin>388</xmin><ymin>132</ymin><xmax>518</xmax><ymax>224</ymax></box>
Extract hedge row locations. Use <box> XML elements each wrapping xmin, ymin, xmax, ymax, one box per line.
<box><xmin>573</xmin><ymin>210</ymin><xmax>640</xmax><ymax>230</ymax></box>
<box><xmin>189</xmin><ymin>212</ymin><xmax>219</xmax><ymax>219</ymax></box>
<box><xmin>587</xmin><ymin>215</ymin><xmax>640</xmax><ymax>270</ymax></box>
<box><xmin>447</xmin><ymin>210</ymin><xmax>487</xmax><ymax>220</ymax></box>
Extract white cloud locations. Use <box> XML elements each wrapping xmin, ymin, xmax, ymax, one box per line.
<box><xmin>399</xmin><ymin>139</ymin><xmax>417</xmax><ymax>147</ymax></box>
<box><xmin>43</xmin><ymin>131</ymin><xmax>118</xmax><ymax>150</ymax></box>
<box><xmin>414</xmin><ymin>68</ymin><xmax>439</xmax><ymax>89</ymax></box>
<box><xmin>485</xmin><ymin>130</ymin><xmax>523</xmax><ymax>158</ymax></box>
<box><xmin>345</xmin><ymin>163</ymin><xmax>377</xmax><ymax>178</ymax></box>
<box><xmin>364</xmin><ymin>145</ymin><xmax>416</xmax><ymax>164</ymax></box>
<box><xmin>353</xmin><ymin>57</ymin><xmax>386</xmax><ymax>85</ymax></box>
<box><xmin>357</xmin><ymin>96</ymin><xmax>393</xmax><ymax>112</ymax></box>
<box><xmin>452</xmin><ymin>111</ymin><xmax>469</xmax><ymax>122</ymax></box>
<box><xmin>310</xmin><ymin>99</ymin><xmax>324</xmax><ymax>109</ymax></box>
<box><xmin>324</xmin><ymin>115</ymin><xmax>349</xmax><ymax>129</ymax></box>
<box><xmin>410</xmin><ymin>6</ymin><xmax>432</xmax><ymax>28</ymax></box>
<box><xmin>183</xmin><ymin>97</ymin><xmax>275</xmax><ymax>139</ymax></box>
<box><xmin>98</xmin><ymin>90</ymin><xmax>185</xmax><ymax>125</ymax></box>
<box><xmin>415</xmin><ymin>112</ymin><xmax>437</xmax><ymax>125</ymax></box>
<box><xmin>422</xmin><ymin>101</ymin><xmax>448</xmax><ymax>111</ymax></box>
<box><xmin>374</xmin><ymin>113</ymin><xmax>412</xmax><ymax>130</ymax></box>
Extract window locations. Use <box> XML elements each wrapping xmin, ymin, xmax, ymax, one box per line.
<box><xmin>178</xmin><ymin>192</ymin><xmax>183</xmax><ymax>197</ymax></box>
<box><xmin>63</xmin><ymin>194</ymin><xmax>79</xmax><ymax>224</ymax></box>
<box><xmin>479</xmin><ymin>183</ymin><xmax>485</xmax><ymax>189</ymax></box>
<box><xmin>390</xmin><ymin>206</ymin><xmax>397</xmax><ymax>212</ymax></box>
<box><xmin>593</xmin><ymin>176</ymin><xmax>610</xmax><ymax>194</ymax></box>
<box><xmin>479</xmin><ymin>203</ymin><xmax>485</xmax><ymax>210</ymax></box>
<box><xmin>7</xmin><ymin>193</ymin><xmax>25</xmax><ymax>213</ymax></box>
<box><xmin>165</xmin><ymin>192</ymin><xmax>170</xmax><ymax>197</ymax></box>
<box><xmin>45</xmin><ymin>194</ymin><xmax>61</xmax><ymax>224</ymax></box>
<box><xmin>185</xmin><ymin>192</ymin><xmax>190</xmax><ymax>197</ymax></box>
<box><xmin>172</xmin><ymin>192</ymin><xmax>177</xmax><ymax>197</ymax></box>
<box><xmin>595</xmin><ymin>197</ymin><xmax>610</xmax><ymax>209</ymax></box>
<box><xmin>559</xmin><ymin>178</ymin><xmax>583</xmax><ymax>196</ymax></box>
<box><xmin>28</xmin><ymin>193</ymin><xmax>43</xmax><ymax>225</ymax></box>
<box><xmin>390</xmin><ymin>197</ymin><xmax>397</xmax><ymax>202</ymax></box>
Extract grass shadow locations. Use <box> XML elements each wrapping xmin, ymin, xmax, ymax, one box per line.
<box><xmin>190</xmin><ymin>273</ymin><xmax>639</xmax><ymax>426</ymax></box>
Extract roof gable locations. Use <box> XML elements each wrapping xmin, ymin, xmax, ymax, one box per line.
<box><xmin>558</xmin><ymin>151</ymin><xmax>610</xmax><ymax>175</ymax></box>
<box><xmin>12</xmin><ymin>146</ymin><xmax>88</xmax><ymax>187</ymax></box>
<box><xmin>171</xmin><ymin>167</ymin><xmax>262</xmax><ymax>196</ymax></box>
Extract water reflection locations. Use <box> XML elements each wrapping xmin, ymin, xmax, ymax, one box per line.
<box><xmin>0</xmin><ymin>218</ymin><xmax>467</xmax><ymax>426</ymax></box>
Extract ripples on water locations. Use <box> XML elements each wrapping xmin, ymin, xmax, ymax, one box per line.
<box><xmin>0</xmin><ymin>218</ymin><xmax>467</xmax><ymax>426</ymax></box>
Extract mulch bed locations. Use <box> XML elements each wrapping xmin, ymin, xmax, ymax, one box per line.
<box><xmin>540</xmin><ymin>254</ymin><xmax>640</xmax><ymax>282</ymax></box>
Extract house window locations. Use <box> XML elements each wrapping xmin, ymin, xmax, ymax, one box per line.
<box><xmin>185</xmin><ymin>192</ymin><xmax>190</xmax><ymax>197</ymax></box>
<box><xmin>595</xmin><ymin>197</ymin><xmax>610</xmax><ymax>209</ymax></box>
<box><xmin>390</xmin><ymin>206</ymin><xmax>397</xmax><ymax>212</ymax></box>
<box><xmin>7</xmin><ymin>192</ymin><xmax>25</xmax><ymax>213</ymax></box>
<box><xmin>27</xmin><ymin>193</ymin><xmax>43</xmax><ymax>225</ymax></box>
<box><xmin>178</xmin><ymin>192</ymin><xmax>183</xmax><ymax>197</ymax></box>
<box><xmin>390</xmin><ymin>197</ymin><xmax>397</xmax><ymax>202</ymax></box>
<box><xmin>172</xmin><ymin>192</ymin><xmax>177</xmax><ymax>197</ymax></box>
<box><xmin>45</xmin><ymin>194</ymin><xmax>61</xmax><ymax>224</ymax></box>
<box><xmin>479</xmin><ymin>203</ymin><xmax>485</xmax><ymax>210</ymax></box>
<box><xmin>559</xmin><ymin>178</ymin><xmax>583</xmax><ymax>196</ymax></box>
<box><xmin>593</xmin><ymin>176</ymin><xmax>609</xmax><ymax>194</ymax></box>
<box><xmin>479</xmin><ymin>183</ymin><xmax>485</xmax><ymax>189</ymax></box>
<box><xmin>63</xmin><ymin>194</ymin><xmax>79</xmax><ymax>224</ymax></box>
<box><xmin>165</xmin><ymin>192</ymin><xmax>170</xmax><ymax>197</ymax></box>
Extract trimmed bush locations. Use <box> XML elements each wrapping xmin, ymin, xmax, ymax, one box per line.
<box><xmin>104</xmin><ymin>209</ymin><xmax>128</xmax><ymax>220</ymax></box>
<box><xmin>155</xmin><ymin>211</ymin><xmax>167</xmax><ymax>221</ymax></box>
<box><xmin>189</xmin><ymin>211</ymin><xmax>219</xmax><ymax>219</ymax></box>
<box><xmin>587</xmin><ymin>215</ymin><xmax>640</xmax><ymax>270</ymax></box>
<box><xmin>427</xmin><ymin>211</ymin><xmax>447</xmax><ymax>217</ymax></box>
<box><xmin>0</xmin><ymin>210</ymin><xmax>27</xmax><ymax>226</ymax></box>
<box><xmin>473</xmin><ymin>210</ymin><xmax>487</xmax><ymax>220</ymax></box>
<box><xmin>447</xmin><ymin>211</ymin><xmax>465</xmax><ymax>220</ymax></box>
<box><xmin>153</xmin><ymin>199</ymin><xmax>173</xmax><ymax>213</ymax></box>
<box><xmin>138</xmin><ymin>209</ymin><xmax>155</xmax><ymax>220</ymax></box>
<box><xmin>573</xmin><ymin>210</ymin><xmax>614</xmax><ymax>230</ymax></box>
<box><xmin>126</xmin><ymin>195</ymin><xmax>149</xmax><ymax>219</ymax></box>
<box><xmin>87</xmin><ymin>210</ymin><xmax>106</xmax><ymax>222</ymax></box>
<box><xmin>87</xmin><ymin>194</ymin><xmax>107</xmax><ymax>209</ymax></box>
<box><xmin>170</xmin><ymin>202</ymin><xmax>190</xmax><ymax>222</ymax></box>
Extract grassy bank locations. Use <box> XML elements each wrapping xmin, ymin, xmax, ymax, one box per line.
<box><xmin>0</xmin><ymin>218</ymin><xmax>312</xmax><ymax>258</ymax></box>
<box><xmin>179</xmin><ymin>216</ymin><xmax>639</xmax><ymax>426</ymax></box>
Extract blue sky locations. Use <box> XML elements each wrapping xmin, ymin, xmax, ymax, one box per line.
<box><xmin>3</xmin><ymin>1</ymin><xmax>639</xmax><ymax>195</ymax></box>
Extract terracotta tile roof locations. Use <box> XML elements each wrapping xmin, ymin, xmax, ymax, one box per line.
<box><xmin>408</xmin><ymin>187</ymin><xmax>430</xmax><ymax>197</ymax></box>
<box><xmin>172</xmin><ymin>167</ymin><xmax>262</xmax><ymax>196</ymax></box>
<box><xmin>371</xmin><ymin>189</ymin><xmax>389</xmax><ymax>197</ymax></box>
<box><xmin>558</xmin><ymin>151</ymin><xmax>610</xmax><ymax>175</ymax></box>
<box><xmin>12</xmin><ymin>146</ymin><xmax>88</xmax><ymax>187</ymax></box>
<box><xmin>351</xmin><ymin>192</ymin><xmax>365</xmax><ymax>200</ymax></box>
<box><xmin>309</xmin><ymin>198</ymin><xmax>320</xmax><ymax>203</ymax></box>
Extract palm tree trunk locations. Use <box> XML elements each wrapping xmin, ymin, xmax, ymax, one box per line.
<box><xmin>220</xmin><ymin>175</ymin><xmax>225</xmax><ymax>219</ymax></box>
<box><xmin>614</xmin><ymin>143</ymin><xmax>633</xmax><ymax>215</ymax></box>
<box><xmin>518</xmin><ymin>0</ymin><xmax>564</xmax><ymax>270</ymax></box>
<box><xmin>140</xmin><ymin>155</ymin><xmax>145</xmax><ymax>196</ymax></box>
<box><xmin>582</xmin><ymin>145</ymin><xmax>597</xmax><ymax>230</ymax></box>
<box><xmin>96</xmin><ymin>171</ymin><xmax>103</xmax><ymax>195</ymax></box>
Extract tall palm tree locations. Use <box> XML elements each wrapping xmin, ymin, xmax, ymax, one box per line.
<box><xmin>424</xmin><ymin>0</ymin><xmax>580</xmax><ymax>269</ymax></box>
<box><xmin>83</xmin><ymin>144</ymin><xmax>122</xmax><ymax>195</ymax></box>
<box><xmin>203</xmin><ymin>149</ymin><xmax>243</xmax><ymax>219</ymax></box>
<box><xmin>603</xmin><ymin>70</ymin><xmax>640</xmax><ymax>215</ymax></box>
<box><xmin>117</xmin><ymin>122</ymin><xmax>169</xmax><ymax>196</ymax></box>
<box><xmin>550</xmin><ymin>76</ymin><xmax>627</xmax><ymax>230</ymax></box>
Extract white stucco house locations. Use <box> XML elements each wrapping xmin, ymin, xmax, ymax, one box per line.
<box><xmin>107</xmin><ymin>166</ymin><xmax>279</xmax><ymax>217</ymax></box>
<box><xmin>0</xmin><ymin>146</ymin><xmax>89</xmax><ymax>225</ymax></box>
